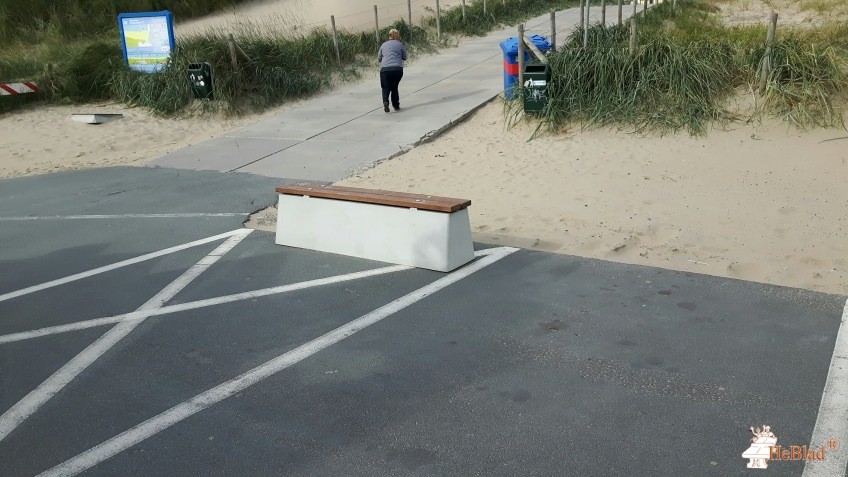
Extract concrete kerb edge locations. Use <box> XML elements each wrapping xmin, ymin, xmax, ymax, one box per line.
<box><xmin>412</xmin><ymin>93</ymin><xmax>501</xmax><ymax>147</ymax></box>
<box><xmin>242</xmin><ymin>177</ymin><xmax>333</xmax><ymax>230</ymax></box>
<box><xmin>339</xmin><ymin>93</ymin><xmax>502</xmax><ymax>181</ymax></box>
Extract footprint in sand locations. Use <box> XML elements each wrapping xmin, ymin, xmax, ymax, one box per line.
<box><xmin>726</xmin><ymin>261</ymin><xmax>762</xmax><ymax>277</ymax></box>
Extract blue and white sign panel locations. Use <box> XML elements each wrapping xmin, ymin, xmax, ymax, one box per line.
<box><xmin>117</xmin><ymin>11</ymin><xmax>176</xmax><ymax>73</ymax></box>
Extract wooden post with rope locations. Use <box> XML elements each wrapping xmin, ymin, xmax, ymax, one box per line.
<box><xmin>227</xmin><ymin>34</ymin><xmax>239</xmax><ymax>70</ymax></box>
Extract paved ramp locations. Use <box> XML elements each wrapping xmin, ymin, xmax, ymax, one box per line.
<box><xmin>149</xmin><ymin>6</ymin><xmax>631</xmax><ymax>181</ymax></box>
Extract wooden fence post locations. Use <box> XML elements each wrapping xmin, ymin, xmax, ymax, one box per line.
<box><xmin>44</xmin><ymin>63</ymin><xmax>54</xmax><ymax>93</ymax></box>
<box><xmin>584</xmin><ymin>0</ymin><xmax>590</xmax><ymax>49</ymax></box>
<box><xmin>602</xmin><ymin>0</ymin><xmax>607</xmax><ymax>25</ymax></box>
<box><xmin>550</xmin><ymin>11</ymin><xmax>557</xmax><ymax>52</ymax></box>
<box><xmin>484</xmin><ymin>0</ymin><xmax>488</xmax><ymax>15</ymax></box>
<box><xmin>518</xmin><ymin>23</ymin><xmax>525</xmax><ymax>97</ymax></box>
<box><xmin>462</xmin><ymin>0</ymin><xmax>466</xmax><ymax>21</ymax></box>
<box><xmin>374</xmin><ymin>5</ymin><xmax>380</xmax><ymax>46</ymax></box>
<box><xmin>579</xmin><ymin>0</ymin><xmax>585</xmax><ymax>33</ymax></box>
<box><xmin>227</xmin><ymin>34</ymin><xmax>239</xmax><ymax>70</ymax></box>
<box><xmin>331</xmin><ymin>15</ymin><xmax>341</xmax><ymax>66</ymax></box>
<box><xmin>758</xmin><ymin>12</ymin><xmax>778</xmax><ymax>95</ymax></box>
<box><xmin>436</xmin><ymin>0</ymin><xmax>441</xmax><ymax>40</ymax></box>
<box><xmin>408</xmin><ymin>0</ymin><xmax>413</xmax><ymax>26</ymax></box>
<box><xmin>629</xmin><ymin>17</ymin><xmax>637</xmax><ymax>57</ymax></box>
<box><xmin>618</xmin><ymin>0</ymin><xmax>623</xmax><ymax>25</ymax></box>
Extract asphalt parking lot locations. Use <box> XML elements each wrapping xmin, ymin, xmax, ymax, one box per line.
<box><xmin>0</xmin><ymin>168</ymin><xmax>845</xmax><ymax>476</ymax></box>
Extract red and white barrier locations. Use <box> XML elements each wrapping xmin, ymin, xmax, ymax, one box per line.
<box><xmin>0</xmin><ymin>82</ymin><xmax>39</xmax><ymax>96</ymax></box>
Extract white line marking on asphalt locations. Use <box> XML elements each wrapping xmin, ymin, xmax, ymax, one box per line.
<box><xmin>37</xmin><ymin>246</ymin><xmax>518</xmax><ymax>477</ymax></box>
<box><xmin>0</xmin><ymin>264</ymin><xmax>412</xmax><ymax>345</ymax></box>
<box><xmin>0</xmin><ymin>248</ymin><xmax>502</xmax><ymax>344</ymax></box>
<box><xmin>0</xmin><ymin>229</ymin><xmax>247</xmax><ymax>303</ymax></box>
<box><xmin>803</xmin><ymin>298</ymin><xmax>848</xmax><ymax>477</ymax></box>
<box><xmin>0</xmin><ymin>213</ymin><xmax>247</xmax><ymax>221</ymax></box>
<box><xmin>0</xmin><ymin>230</ymin><xmax>252</xmax><ymax>443</ymax></box>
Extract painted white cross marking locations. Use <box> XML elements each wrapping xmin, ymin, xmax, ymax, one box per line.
<box><xmin>0</xmin><ymin>229</ymin><xmax>248</xmax><ymax>304</ymax></box>
<box><xmin>0</xmin><ymin>230</ymin><xmax>252</xmax><ymax>442</ymax></box>
<box><xmin>38</xmin><ymin>246</ymin><xmax>517</xmax><ymax>477</ymax></box>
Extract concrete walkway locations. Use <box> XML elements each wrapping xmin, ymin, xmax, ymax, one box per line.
<box><xmin>150</xmin><ymin>5</ymin><xmax>639</xmax><ymax>182</ymax></box>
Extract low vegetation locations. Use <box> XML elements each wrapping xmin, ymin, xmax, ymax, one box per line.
<box><xmin>516</xmin><ymin>0</ymin><xmax>848</xmax><ymax>134</ymax></box>
<box><xmin>0</xmin><ymin>0</ymin><xmax>580</xmax><ymax>115</ymax></box>
<box><xmin>2</xmin><ymin>0</ymin><xmax>846</xmax><ymax>133</ymax></box>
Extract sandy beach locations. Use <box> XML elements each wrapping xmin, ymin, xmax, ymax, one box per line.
<box><xmin>339</xmin><ymin>102</ymin><xmax>848</xmax><ymax>295</ymax></box>
<box><xmin>0</xmin><ymin>103</ymin><xmax>273</xmax><ymax>179</ymax></box>
<box><xmin>2</xmin><ymin>0</ymin><xmax>847</xmax><ymax>295</ymax></box>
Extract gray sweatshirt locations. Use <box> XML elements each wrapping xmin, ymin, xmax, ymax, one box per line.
<box><xmin>378</xmin><ymin>39</ymin><xmax>407</xmax><ymax>70</ymax></box>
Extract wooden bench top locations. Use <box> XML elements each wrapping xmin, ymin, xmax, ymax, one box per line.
<box><xmin>276</xmin><ymin>183</ymin><xmax>471</xmax><ymax>213</ymax></box>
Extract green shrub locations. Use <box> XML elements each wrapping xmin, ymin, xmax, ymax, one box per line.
<box><xmin>52</xmin><ymin>41</ymin><xmax>123</xmax><ymax>102</ymax></box>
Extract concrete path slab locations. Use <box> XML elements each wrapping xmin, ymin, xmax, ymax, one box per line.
<box><xmin>238</xmin><ymin>139</ymin><xmax>407</xmax><ymax>180</ymax></box>
<box><xmin>153</xmin><ymin>136</ymin><xmax>301</xmax><ymax>172</ymax></box>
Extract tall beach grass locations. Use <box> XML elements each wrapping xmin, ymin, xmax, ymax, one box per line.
<box><xmin>511</xmin><ymin>0</ymin><xmax>848</xmax><ymax>134</ymax></box>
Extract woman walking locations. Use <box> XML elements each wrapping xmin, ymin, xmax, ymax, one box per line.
<box><xmin>378</xmin><ymin>29</ymin><xmax>407</xmax><ymax>112</ymax></box>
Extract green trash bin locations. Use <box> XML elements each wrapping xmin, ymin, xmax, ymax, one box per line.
<box><xmin>187</xmin><ymin>62</ymin><xmax>213</xmax><ymax>100</ymax></box>
<box><xmin>523</xmin><ymin>63</ymin><xmax>550</xmax><ymax>114</ymax></box>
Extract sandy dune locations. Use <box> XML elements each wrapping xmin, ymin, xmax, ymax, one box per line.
<box><xmin>338</xmin><ymin>101</ymin><xmax>848</xmax><ymax>295</ymax></box>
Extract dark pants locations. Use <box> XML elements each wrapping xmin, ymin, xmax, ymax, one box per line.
<box><xmin>380</xmin><ymin>68</ymin><xmax>403</xmax><ymax>108</ymax></box>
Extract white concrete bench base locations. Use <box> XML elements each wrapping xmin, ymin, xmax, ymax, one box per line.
<box><xmin>275</xmin><ymin>193</ymin><xmax>475</xmax><ymax>272</ymax></box>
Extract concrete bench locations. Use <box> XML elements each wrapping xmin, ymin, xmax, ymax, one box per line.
<box><xmin>275</xmin><ymin>183</ymin><xmax>475</xmax><ymax>272</ymax></box>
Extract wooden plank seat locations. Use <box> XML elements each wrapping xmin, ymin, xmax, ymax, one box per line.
<box><xmin>274</xmin><ymin>183</ymin><xmax>475</xmax><ymax>272</ymax></box>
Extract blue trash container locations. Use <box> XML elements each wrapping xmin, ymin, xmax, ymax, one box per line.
<box><xmin>498</xmin><ymin>35</ymin><xmax>551</xmax><ymax>100</ymax></box>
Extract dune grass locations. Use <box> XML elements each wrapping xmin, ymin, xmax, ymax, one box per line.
<box><xmin>3</xmin><ymin>0</ymin><xmax>846</xmax><ymax>127</ymax></box>
<box><xmin>510</xmin><ymin>0</ymin><xmax>848</xmax><ymax>135</ymax></box>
